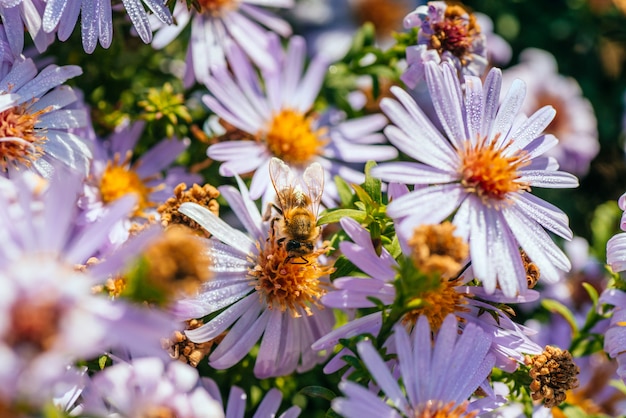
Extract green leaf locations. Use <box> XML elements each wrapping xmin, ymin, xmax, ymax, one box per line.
<box><xmin>582</xmin><ymin>282</ymin><xmax>600</xmax><ymax>307</ymax></box>
<box><xmin>341</xmin><ymin>355</ymin><xmax>362</xmax><ymax>370</ymax></box>
<box><xmin>570</xmin><ymin>335</ymin><xmax>604</xmax><ymax>357</ymax></box>
<box><xmin>363</xmin><ymin>161</ymin><xmax>381</xmax><ymax>204</ymax></box>
<box><xmin>317</xmin><ymin>209</ymin><xmax>366</xmax><ymax>225</ymax></box>
<box><xmin>331</xmin><ymin>255</ymin><xmax>360</xmax><ymax>280</ymax></box>
<box><xmin>385</xmin><ymin>233</ymin><xmax>402</xmax><ymax>259</ymax></box>
<box><xmin>299</xmin><ymin>386</ymin><xmax>337</xmax><ymax>402</ymax></box>
<box><xmin>541</xmin><ymin>299</ymin><xmax>578</xmax><ymax>334</ymax></box>
<box><xmin>326</xmin><ymin>409</ymin><xmax>343</xmax><ymax>418</ymax></box>
<box><xmin>590</xmin><ymin>200</ymin><xmax>621</xmax><ymax>261</ymax></box>
<box><xmin>351</xmin><ymin>184</ymin><xmax>374</xmax><ymax>207</ymax></box>
<box><xmin>335</xmin><ymin>175</ymin><xmax>354</xmax><ymax>207</ymax></box>
<box><xmin>359</xmin><ymin>64</ymin><xmax>398</xmax><ymax>79</ymax></box>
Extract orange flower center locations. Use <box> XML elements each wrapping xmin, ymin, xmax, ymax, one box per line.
<box><xmin>195</xmin><ymin>0</ymin><xmax>238</xmax><ymax>17</ymax></box>
<box><xmin>249</xmin><ymin>223</ymin><xmax>333</xmax><ymax>316</ymax></box>
<box><xmin>99</xmin><ymin>152</ymin><xmax>160</xmax><ymax>217</ymax></box>
<box><xmin>0</xmin><ymin>99</ymin><xmax>50</xmax><ymax>171</ymax></box>
<box><xmin>264</xmin><ymin>109</ymin><xmax>327</xmax><ymax>166</ymax></box>
<box><xmin>459</xmin><ymin>138</ymin><xmax>530</xmax><ymax>206</ymax></box>
<box><xmin>402</xmin><ymin>278</ymin><xmax>469</xmax><ymax>332</ymax></box>
<box><xmin>414</xmin><ymin>400</ymin><xmax>477</xmax><ymax>418</ymax></box>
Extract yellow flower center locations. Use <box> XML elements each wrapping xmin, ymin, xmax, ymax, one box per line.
<box><xmin>413</xmin><ymin>400</ymin><xmax>477</xmax><ymax>418</ymax></box>
<box><xmin>403</xmin><ymin>278</ymin><xmax>469</xmax><ymax>332</ymax></box>
<box><xmin>249</xmin><ymin>223</ymin><xmax>333</xmax><ymax>316</ymax></box>
<box><xmin>195</xmin><ymin>0</ymin><xmax>238</xmax><ymax>17</ymax></box>
<box><xmin>430</xmin><ymin>5</ymin><xmax>481</xmax><ymax>64</ymax></box>
<box><xmin>459</xmin><ymin>138</ymin><xmax>530</xmax><ymax>206</ymax></box>
<box><xmin>0</xmin><ymin>100</ymin><xmax>50</xmax><ymax>171</ymax></box>
<box><xmin>264</xmin><ymin>109</ymin><xmax>327</xmax><ymax>165</ymax></box>
<box><xmin>99</xmin><ymin>152</ymin><xmax>158</xmax><ymax>217</ymax></box>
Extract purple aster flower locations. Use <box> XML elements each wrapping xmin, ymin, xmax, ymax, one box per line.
<box><xmin>80</xmin><ymin>357</ymin><xmax>223</xmax><ymax>417</ymax></box>
<box><xmin>603</xmin><ymin>193</ymin><xmax>626</xmax><ymax>384</ymax></box>
<box><xmin>149</xmin><ymin>0</ymin><xmax>293</xmax><ymax>87</ymax></box>
<box><xmin>42</xmin><ymin>0</ymin><xmax>172</xmax><ymax>53</ymax></box>
<box><xmin>0</xmin><ymin>169</ymin><xmax>177</xmax><ymax>408</ymax></box>
<box><xmin>204</xmin><ymin>34</ymin><xmax>397</xmax><ymax>206</ymax></box>
<box><xmin>171</xmin><ymin>176</ymin><xmax>335</xmax><ymax>378</ymax></box>
<box><xmin>596</xmin><ymin>289</ymin><xmax>626</xmax><ymax>381</ymax></box>
<box><xmin>313</xmin><ymin>217</ymin><xmax>542</xmax><ymax>375</ymax></box>
<box><xmin>79</xmin><ymin>119</ymin><xmax>201</xmax><ymax>248</ymax></box>
<box><xmin>604</xmin><ymin>293</ymin><xmax>626</xmax><ymax>374</ymax></box>
<box><xmin>202</xmin><ymin>378</ymin><xmax>301</xmax><ymax>418</ymax></box>
<box><xmin>0</xmin><ymin>55</ymin><xmax>91</xmax><ymax>177</ymax></box>
<box><xmin>607</xmin><ymin>192</ymin><xmax>626</xmax><ymax>274</ymax></box>
<box><xmin>0</xmin><ymin>1</ymin><xmax>54</xmax><ymax>56</ymax></box>
<box><xmin>501</xmin><ymin>48</ymin><xmax>599</xmax><ymax>176</ymax></box>
<box><xmin>401</xmin><ymin>1</ymin><xmax>487</xmax><ymax>88</ymax></box>
<box><xmin>371</xmin><ymin>62</ymin><xmax>578</xmax><ymax>297</ymax></box>
<box><xmin>332</xmin><ymin>315</ymin><xmax>499</xmax><ymax>417</ymax></box>
<box><xmin>83</xmin><ymin>122</ymin><xmax>202</xmax><ymax>214</ymax></box>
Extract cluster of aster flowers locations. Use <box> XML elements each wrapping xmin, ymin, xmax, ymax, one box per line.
<box><xmin>3</xmin><ymin>0</ymin><xmax>626</xmax><ymax>416</ymax></box>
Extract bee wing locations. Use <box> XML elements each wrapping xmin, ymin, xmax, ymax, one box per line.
<box><xmin>269</xmin><ymin>157</ymin><xmax>297</xmax><ymax>211</ymax></box>
<box><xmin>302</xmin><ymin>161</ymin><xmax>324</xmax><ymax>216</ymax></box>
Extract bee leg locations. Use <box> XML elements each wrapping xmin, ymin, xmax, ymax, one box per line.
<box><xmin>262</xmin><ymin>203</ymin><xmax>282</xmax><ymax>221</ymax></box>
<box><xmin>289</xmin><ymin>256</ymin><xmax>309</xmax><ymax>265</ymax></box>
<box><xmin>268</xmin><ymin>217</ymin><xmax>282</xmax><ymax>242</ymax></box>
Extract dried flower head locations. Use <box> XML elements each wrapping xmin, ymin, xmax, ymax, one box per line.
<box><xmin>158</xmin><ymin>183</ymin><xmax>220</xmax><ymax>236</ymax></box>
<box><xmin>162</xmin><ymin>319</ymin><xmax>223</xmax><ymax>368</ymax></box>
<box><xmin>525</xmin><ymin>345</ymin><xmax>580</xmax><ymax>408</ymax></box>
<box><xmin>521</xmin><ymin>249</ymin><xmax>540</xmax><ymax>289</ymax></box>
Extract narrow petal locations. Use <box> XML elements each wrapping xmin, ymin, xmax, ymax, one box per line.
<box><xmin>186</xmin><ymin>294</ymin><xmax>258</xmax><ymax>342</ymax></box>
<box><xmin>178</xmin><ymin>202</ymin><xmax>255</xmax><ymax>254</ymax></box>
<box><xmin>357</xmin><ymin>340</ymin><xmax>409</xmax><ymax>412</ymax></box>
<box><xmin>425</xmin><ymin>62</ymin><xmax>467</xmax><ymax>149</ymax></box>
<box><xmin>371</xmin><ymin>161</ymin><xmax>458</xmax><ymax>185</ymax></box>
<box><xmin>389</xmin><ymin>184</ymin><xmax>466</xmax><ymax>225</ymax></box>
<box><xmin>210</xmin><ymin>308</ymin><xmax>269</xmax><ymax>369</ymax></box>
<box><xmin>519</xmin><ymin>170</ymin><xmax>579</xmax><ymax>188</ymax></box>
<box><xmin>490</xmin><ymin>79</ymin><xmax>526</xmax><ymax>147</ymax></box>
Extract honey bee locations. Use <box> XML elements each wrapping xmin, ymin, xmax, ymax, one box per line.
<box><xmin>265</xmin><ymin>157</ymin><xmax>324</xmax><ymax>264</ymax></box>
